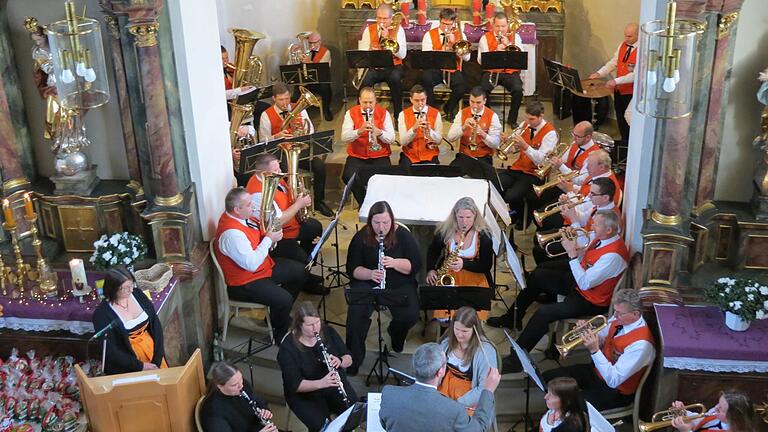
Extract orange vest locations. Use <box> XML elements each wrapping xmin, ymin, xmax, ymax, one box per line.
<box><xmin>615</xmin><ymin>43</ymin><xmax>636</xmax><ymax>95</ymax></box>
<box><xmin>224</xmin><ymin>72</ymin><xmax>233</xmax><ymax>90</ymax></box>
<box><xmin>459</xmin><ymin>107</ymin><xmax>496</xmax><ymax>158</ymax></box>
<box><xmin>402</xmin><ymin>107</ymin><xmax>439</xmax><ymax>163</ymax></box>
<box><xmin>577</xmin><ymin>238</ymin><xmax>629</xmax><ymax>307</ymax></box>
<box><xmin>584</xmin><ymin>206</ymin><xmax>622</xmax><ymax>231</ymax></box>
<box><xmin>563</xmin><ymin>143</ymin><xmax>599</xmax><ymax>171</ymax></box>
<box><xmin>596</xmin><ymin>320</ymin><xmax>654</xmax><ymax>395</ymax></box>
<box><xmin>214</xmin><ymin>213</ymin><xmax>274</xmax><ymax>286</ymax></box>
<box><xmin>692</xmin><ymin>415</ymin><xmax>724</xmax><ymax>432</ymax></box>
<box><xmin>245</xmin><ymin>175</ymin><xmax>300</xmax><ymax>239</ymax></box>
<box><xmin>368</xmin><ymin>23</ymin><xmax>403</xmax><ymax>66</ymax></box>
<box><xmin>483</xmin><ymin>32</ymin><xmax>518</xmax><ymax>74</ymax></box>
<box><xmin>580</xmin><ymin>172</ymin><xmax>623</xmax><ymax>207</ymax></box>
<box><xmin>511</xmin><ymin>121</ymin><xmax>556</xmax><ymax>176</ymax></box>
<box><xmin>347</xmin><ymin>105</ymin><xmax>392</xmax><ymax>159</ymax></box>
<box><xmin>427</xmin><ymin>28</ymin><xmax>463</xmax><ymax>71</ymax></box>
<box><xmin>311</xmin><ymin>46</ymin><xmax>329</xmax><ymax>63</ymax></box>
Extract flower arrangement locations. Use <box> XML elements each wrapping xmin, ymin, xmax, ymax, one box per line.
<box><xmin>704</xmin><ymin>277</ymin><xmax>768</xmax><ymax>323</ymax></box>
<box><xmin>89</xmin><ymin>232</ymin><xmax>148</xmax><ymax>270</ymax></box>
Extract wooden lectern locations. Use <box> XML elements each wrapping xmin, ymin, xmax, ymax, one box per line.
<box><xmin>75</xmin><ymin>348</ymin><xmax>206</xmax><ymax>432</ymax></box>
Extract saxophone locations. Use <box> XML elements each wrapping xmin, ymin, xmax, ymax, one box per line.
<box><xmin>436</xmin><ymin>229</ymin><xmax>466</xmax><ymax>286</ymax></box>
<box><xmin>376</xmin><ymin>233</ymin><xmax>386</xmax><ymax>290</ymax></box>
<box><xmin>315</xmin><ymin>332</ymin><xmax>351</xmax><ymax>407</ymax></box>
<box><xmin>239</xmin><ymin>390</ymin><xmax>275</xmax><ymax>428</ymax></box>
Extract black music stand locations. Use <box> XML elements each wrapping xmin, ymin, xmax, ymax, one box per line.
<box><xmin>503</xmin><ymin>330</ymin><xmax>546</xmax><ymax>432</ymax></box>
<box><xmin>482</xmin><ymin>51</ymin><xmax>528</xmax><ymax>130</ymax></box>
<box><xmin>418</xmin><ymin>285</ymin><xmax>493</xmax><ymax>313</ymax></box>
<box><xmin>345</xmin><ymin>287</ymin><xmax>410</xmax><ymax>386</ymax></box>
<box><xmin>543</xmin><ymin>58</ymin><xmax>583</xmax><ymax>120</ymax></box>
<box><xmin>235</xmin><ymin>84</ymin><xmax>273</xmax><ymax>106</ymax></box>
<box><xmin>280</xmin><ymin>63</ymin><xmax>331</xmax><ymax>86</ymax></box>
<box><xmin>408</xmin><ymin>164</ymin><xmax>463</xmax><ymax>178</ymax></box>
<box><xmin>410</xmin><ymin>51</ymin><xmax>456</xmax><ymax>71</ymax></box>
<box><xmin>237</xmin><ymin>130</ymin><xmax>334</xmax><ymax>175</ymax></box>
<box><xmin>346</xmin><ymin>50</ymin><xmax>395</xmax><ymax>70</ymax></box>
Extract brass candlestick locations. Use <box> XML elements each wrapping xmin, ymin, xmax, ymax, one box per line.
<box><xmin>0</xmin><ymin>252</ymin><xmax>10</xmax><ymax>296</ymax></box>
<box><xmin>25</xmin><ymin>214</ymin><xmax>58</xmax><ymax>298</ymax></box>
<box><xmin>3</xmin><ymin>222</ymin><xmax>31</xmax><ymax>299</ymax></box>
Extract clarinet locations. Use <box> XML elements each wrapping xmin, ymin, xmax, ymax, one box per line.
<box><xmin>239</xmin><ymin>390</ymin><xmax>275</xmax><ymax>428</ymax></box>
<box><xmin>376</xmin><ymin>233</ymin><xmax>386</xmax><ymax>290</ymax></box>
<box><xmin>314</xmin><ymin>332</ymin><xmax>351</xmax><ymax>407</ymax></box>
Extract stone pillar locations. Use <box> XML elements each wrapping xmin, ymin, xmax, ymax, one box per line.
<box><xmin>650</xmin><ymin>117</ymin><xmax>692</xmax><ymax>226</ymax></box>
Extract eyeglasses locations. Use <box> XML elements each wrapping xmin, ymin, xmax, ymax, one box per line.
<box><xmin>588</xmin><ymin>191</ymin><xmax>609</xmax><ymax>197</ymax></box>
<box><xmin>613</xmin><ymin>309</ymin><xmax>635</xmax><ymax>318</ymax></box>
<box><xmin>571</xmin><ymin>131</ymin><xmax>590</xmax><ymax>139</ymax></box>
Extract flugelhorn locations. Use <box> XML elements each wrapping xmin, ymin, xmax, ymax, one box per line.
<box><xmin>536</xmin><ymin>227</ymin><xmax>592</xmax><ymax>258</ymax></box>
<box><xmin>638</xmin><ymin>404</ymin><xmax>708</xmax><ymax>432</ymax></box>
<box><xmin>533</xmin><ymin>171</ymin><xmax>579</xmax><ymax>197</ymax></box>
<box><xmin>534</xmin><ymin>140</ymin><xmax>569</xmax><ymax>179</ymax></box>
<box><xmin>496</xmin><ymin>123</ymin><xmax>527</xmax><ymax>161</ymax></box>
<box><xmin>532</xmin><ymin>194</ymin><xmax>587</xmax><ymax>225</ymax></box>
<box><xmin>554</xmin><ymin>315</ymin><xmax>607</xmax><ymax>357</ymax></box>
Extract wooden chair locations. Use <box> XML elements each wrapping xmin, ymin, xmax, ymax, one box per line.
<box><xmin>194</xmin><ymin>395</ymin><xmax>205</xmax><ymax>432</ymax></box>
<box><xmin>600</xmin><ymin>362</ymin><xmax>654</xmax><ymax>431</ymax></box>
<box><xmin>209</xmin><ymin>241</ymin><xmax>274</xmax><ymax>344</ymax></box>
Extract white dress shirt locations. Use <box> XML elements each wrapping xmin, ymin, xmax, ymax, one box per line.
<box><xmin>557</xmin><ymin>140</ymin><xmax>596</xmax><ymax>186</ymax></box>
<box><xmin>592</xmin><ymin>316</ymin><xmax>656</xmax><ymax>389</ymax></box>
<box><xmin>421</xmin><ymin>29</ymin><xmax>471</xmax><ymax>63</ymax></box>
<box><xmin>446</xmin><ymin>108</ymin><xmax>502</xmax><ymax>149</ymax></box>
<box><xmin>477</xmin><ymin>32</ymin><xmax>523</xmax><ymax>65</ymax></box>
<box><xmin>217</xmin><ymin>213</ymin><xmax>274</xmax><ymax>273</ymax></box>
<box><xmin>340</xmin><ymin>108</ymin><xmax>396</xmax><ymax>145</ymax></box>
<box><xmin>259</xmin><ymin>107</ymin><xmax>314</xmax><ymax>141</ymax></box>
<box><xmin>568</xmin><ymin>234</ymin><xmax>627</xmax><ymax>292</ymax></box>
<box><xmin>358</xmin><ymin>24</ymin><xmax>407</xmax><ymax>60</ymax></box>
<box><xmin>595</xmin><ymin>43</ymin><xmax>635</xmax><ymax>85</ymax></box>
<box><xmin>522</xmin><ymin>119</ymin><xmax>559</xmax><ymax>165</ymax></box>
<box><xmin>572</xmin><ymin>201</ymin><xmax>616</xmax><ymax>229</ymax></box>
<box><xmin>398</xmin><ymin>108</ymin><xmax>443</xmax><ymax>146</ymax></box>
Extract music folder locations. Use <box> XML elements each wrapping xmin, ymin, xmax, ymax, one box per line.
<box><xmin>410</xmin><ymin>51</ymin><xmax>456</xmax><ymax>70</ymax></box>
<box><xmin>280</xmin><ymin>62</ymin><xmax>331</xmax><ymax>86</ymax></box>
<box><xmin>482</xmin><ymin>51</ymin><xmax>528</xmax><ymax>71</ymax></box>
<box><xmin>346</xmin><ymin>50</ymin><xmax>394</xmax><ymax>69</ymax></box>
<box><xmin>235</xmin><ymin>84</ymin><xmax>273</xmax><ymax>105</ymax></box>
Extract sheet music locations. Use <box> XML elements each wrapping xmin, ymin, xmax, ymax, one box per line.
<box><xmin>488</xmin><ymin>181</ymin><xmax>511</xmax><ymax>226</ymax></box>
<box><xmin>321</xmin><ymin>403</ymin><xmax>355</xmax><ymax>432</ymax></box>
<box><xmin>483</xmin><ymin>206</ymin><xmax>502</xmax><ymax>255</ymax></box>
<box><xmin>587</xmin><ymin>402</ymin><xmax>615</xmax><ymax>432</ymax></box>
<box><xmin>503</xmin><ymin>330</ymin><xmax>544</xmax><ymax>391</ymax></box>
<box><xmin>366</xmin><ymin>392</ymin><xmax>385</xmax><ymax>432</ymax></box>
<box><xmin>308</xmin><ymin>218</ymin><xmax>337</xmax><ymax>266</ymax></box>
<box><xmin>503</xmin><ymin>235</ymin><xmax>526</xmax><ymax>290</ymax></box>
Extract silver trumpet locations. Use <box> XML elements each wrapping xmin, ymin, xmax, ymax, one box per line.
<box><xmin>376</xmin><ymin>233</ymin><xmax>386</xmax><ymax>290</ymax></box>
<box><xmin>468</xmin><ymin>108</ymin><xmax>482</xmax><ymax>151</ymax></box>
<box><xmin>239</xmin><ymin>390</ymin><xmax>275</xmax><ymax>428</ymax></box>
<box><xmin>364</xmin><ymin>108</ymin><xmax>381</xmax><ymax>152</ymax></box>
<box><xmin>315</xmin><ymin>332</ymin><xmax>351</xmax><ymax>407</ymax></box>
<box><xmin>417</xmin><ymin>111</ymin><xmax>435</xmax><ymax>149</ymax></box>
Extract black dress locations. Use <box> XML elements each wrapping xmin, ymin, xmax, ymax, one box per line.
<box><xmin>426</xmin><ymin>230</ymin><xmax>494</xmax><ymax>286</ymax></box>
<box><xmin>91</xmin><ymin>288</ymin><xmax>165</xmax><ymax>375</ymax></box>
<box><xmin>277</xmin><ymin>326</ymin><xmax>358</xmax><ymax>432</ymax></box>
<box><xmin>344</xmin><ymin>227</ymin><xmax>422</xmax><ymax>369</ymax></box>
<box><xmin>200</xmin><ymin>381</ymin><xmax>268</xmax><ymax>432</ymax></box>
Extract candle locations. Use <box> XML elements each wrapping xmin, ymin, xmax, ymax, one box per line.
<box><xmin>23</xmin><ymin>193</ymin><xmax>35</xmax><ymax>218</ymax></box>
<box><xmin>472</xmin><ymin>0</ymin><xmax>482</xmax><ymax>25</ymax></box>
<box><xmin>417</xmin><ymin>0</ymin><xmax>427</xmax><ymax>25</ymax></box>
<box><xmin>485</xmin><ymin>4</ymin><xmax>495</xmax><ymax>30</ymax></box>
<box><xmin>400</xmin><ymin>2</ymin><xmax>409</xmax><ymax>27</ymax></box>
<box><xmin>69</xmin><ymin>259</ymin><xmax>87</xmax><ymax>287</ymax></box>
<box><xmin>2</xmin><ymin>199</ymin><xmax>16</xmax><ymax>228</ymax></box>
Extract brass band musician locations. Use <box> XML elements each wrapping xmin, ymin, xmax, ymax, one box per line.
<box><xmin>478</xmin><ymin>12</ymin><xmax>525</xmax><ymax>127</ymax></box>
<box><xmin>446</xmin><ymin>87</ymin><xmax>502</xmax><ymax>169</ymax></box>
<box><xmin>398</xmin><ymin>85</ymin><xmax>443</xmax><ymax>166</ymax></box>
<box><xmin>669</xmin><ymin>391</ymin><xmax>757</xmax><ymax>432</ymax></box>
<box><xmin>420</xmin><ymin>8</ymin><xmax>471</xmax><ymax>120</ymax></box>
<box><xmin>299</xmin><ymin>31</ymin><xmax>334</xmax><ymax>122</ymax></box>
<box><xmin>558</xmin><ymin>149</ymin><xmax>622</xmax><ymax>207</ymax></box>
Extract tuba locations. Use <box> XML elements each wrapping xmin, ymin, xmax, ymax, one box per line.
<box><xmin>532</xmin><ymin>194</ymin><xmax>587</xmax><ymax>225</ymax></box>
<box><xmin>288</xmin><ymin>31</ymin><xmax>312</xmax><ymax>65</ymax></box>
<box><xmin>495</xmin><ymin>123</ymin><xmax>527</xmax><ymax>161</ymax></box>
<box><xmin>532</xmin><ymin>171</ymin><xmax>580</xmax><ymax>197</ymax></box>
<box><xmin>259</xmin><ymin>172</ymin><xmax>284</xmax><ymax>235</ymax></box>
<box><xmin>554</xmin><ymin>315</ymin><xmax>607</xmax><ymax>357</ymax></box>
<box><xmin>280</xmin><ymin>86</ymin><xmax>321</xmax><ymax>134</ymax></box>
<box><xmin>229</xmin><ymin>102</ymin><xmax>254</xmax><ymax>153</ymax></box>
<box><xmin>639</xmin><ymin>404</ymin><xmax>709</xmax><ymax>432</ymax></box>
<box><xmin>230</xmin><ymin>28</ymin><xmax>265</xmax><ymax>88</ymax></box>
<box><xmin>435</xmin><ymin>230</ymin><xmax>465</xmax><ymax>286</ymax></box>
<box><xmin>536</xmin><ymin>227</ymin><xmax>592</xmax><ymax>258</ymax></box>
<box><xmin>279</xmin><ymin>142</ymin><xmax>310</xmax><ymax>223</ymax></box>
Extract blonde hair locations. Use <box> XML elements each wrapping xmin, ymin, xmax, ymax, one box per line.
<box><xmin>436</xmin><ymin>197</ymin><xmax>488</xmax><ymax>242</ymax></box>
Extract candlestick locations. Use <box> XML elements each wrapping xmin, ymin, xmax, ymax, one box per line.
<box><xmin>2</xmin><ymin>200</ymin><xmax>16</xmax><ymax>229</ymax></box>
<box><xmin>23</xmin><ymin>193</ymin><xmax>35</xmax><ymax>218</ymax></box>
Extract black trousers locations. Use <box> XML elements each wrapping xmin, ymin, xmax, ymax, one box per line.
<box><xmin>543</xmin><ymin>363</ymin><xmax>634</xmax><ymax>410</ymax></box>
<box><xmin>502</xmin><ymin>259</ymin><xmax>573</xmax><ymax>322</ymax></box>
<box><xmin>515</xmin><ymin>290</ymin><xmax>609</xmax><ymax>352</ymax></box>
<box><xmin>421</xmin><ymin>69</ymin><xmax>469</xmax><ymax>113</ymax></box>
<box><xmin>345</xmin><ymin>282</ymin><xmax>420</xmax><ymax>370</ymax></box>
<box><xmin>298</xmin><ymin>157</ymin><xmax>327</xmax><ymax>202</ymax></box>
<box><xmin>450</xmin><ymin>152</ymin><xmax>493</xmax><ymax>174</ymax></box>
<box><xmin>227</xmin><ymin>257</ymin><xmax>307</xmax><ymax>342</ymax></box>
<box><xmin>361</xmin><ymin>66</ymin><xmax>405</xmax><ymax>118</ymax></box>
<box><xmin>480</xmin><ymin>71</ymin><xmax>524</xmax><ymax>125</ymax></box>
<box><xmin>614</xmin><ymin>91</ymin><xmax>632</xmax><ymax>144</ymax></box>
<box><xmin>273</xmin><ymin>218</ymin><xmax>323</xmax><ymax>264</ymax></box>
<box><xmin>498</xmin><ymin>169</ymin><xmax>543</xmax><ymax>224</ymax></box>
<box><xmin>342</xmin><ymin>156</ymin><xmax>392</xmax><ymax>205</ymax></box>
<box><xmin>287</xmin><ymin>385</ymin><xmax>358</xmax><ymax>432</ymax></box>
<box><xmin>305</xmin><ymin>82</ymin><xmax>333</xmax><ymax>116</ymax></box>
<box><xmin>398</xmin><ymin>153</ymin><xmax>439</xmax><ymax>167</ymax></box>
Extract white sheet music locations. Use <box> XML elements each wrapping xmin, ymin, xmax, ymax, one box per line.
<box><xmin>366</xmin><ymin>392</ymin><xmax>386</xmax><ymax>432</ymax></box>
<box><xmin>488</xmin><ymin>181</ymin><xmax>511</xmax><ymax>226</ymax></box>
<box><xmin>504</xmin><ymin>330</ymin><xmax>544</xmax><ymax>391</ymax></box>
<box><xmin>321</xmin><ymin>403</ymin><xmax>355</xmax><ymax>432</ymax></box>
<box><xmin>503</xmin><ymin>235</ymin><xmax>526</xmax><ymax>290</ymax></box>
<box><xmin>483</xmin><ymin>206</ymin><xmax>502</xmax><ymax>255</ymax></box>
<box><xmin>587</xmin><ymin>402</ymin><xmax>615</xmax><ymax>432</ymax></box>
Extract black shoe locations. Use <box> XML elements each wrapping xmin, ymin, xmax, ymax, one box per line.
<box><xmin>303</xmin><ymin>273</ymin><xmax>329</xmax><ymax>295</ymax></box>
<box><xmin>487</xmin><ymin>314</ymin><xmax>515</xmax><ymax>329</ymax></box>
<box><xmin>501</xmin><ymin>354</ymin><xmax>523</xmax><ymax>374</ymax></box>
<box><xmin>387</xmin><ymin>327</ymin><xmax>404</xmax><ymax>353</ymax></box>
<box><xmin>323</xmin><ymin>109</ymin><xmax>333</xmax><ymax>122</ymax></box>
<box><xmin>316</xmin><ymin>201</ymin><xmax>334</xmax><ymax>218</ymax></box>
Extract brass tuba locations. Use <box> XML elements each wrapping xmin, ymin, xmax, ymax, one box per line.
<box><xmin>288</xmin><ymin>31</ymin><xmax>312</xmax><ymax>65</ymax></box>
<box><xmin>229</xmin><ymin>102</ymin><xmax>254</xmax><ymax>153</ymax></box>
<box><xmin>280</xmin><ymin>86</ymin><xmax>321</xmax><ymax>134</ymax></box>
<box><xmin>554</xmin><ymin>315</ymin><xmax>608</xmax><ymax>357</ymax></box>
<box><xmin>230</xmin><ymin>28</ymin><xmax>265</xmax><ymax>88</ymax></box>
<box><xmin>259</xmin><ymin>172</ymin><xmax>284</xmax><ymax>235</ymax></box>
<box><xmin>279</xmin><ymin>142</ymin><xmax>310</xmax><ymax>223</ymax></box>
<box><xmin>638</xmin><ymin>404</ymin><xmax>708</xmax><ymax>432</ymax></box>
<box><xmin>495</xmin><ymin>123</ymin><xmax>527</xmax><ymax>161</ymax></box>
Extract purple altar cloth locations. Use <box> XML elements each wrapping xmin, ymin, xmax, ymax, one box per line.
<box><xmin>0</xmin><ymin>271</ymin><xmax>177</xmax><ymax>334</ymax></box>
<box><xmin>655</xmin><ymin>304</ymin><xmax>768</xmax><ymax>362</ymax></box>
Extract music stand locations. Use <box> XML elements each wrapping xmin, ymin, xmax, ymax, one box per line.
<box><xmin>238</xmin><ymin>130</ymin><xmax>334</xmax><ymax>175</ymax></box>
<box><xmin>320</xmin><ymin>401</ymin><xmax>366</xmax><ymax>432</ymax></box>
<box><xmin>346</xmin><ymin>287</ymin><xmax>410</xmax><ymax>386</ymax></box>
<box><xmin>543</xmin><ymin>58</ymin><xmax>583</xmax><ymax>119</ymax></box>
<box><xmin>346</xmin><ymin>50</ymin><xmax>395</xmax><ymax>70</ymax></box>
<box><xmin>235</xmin><ymin>84</ymin><xmax>273</xmax><ymax>106</ymax></box>
<box><xmin>454</xmin><ymin>155</ymin><xmax>503</xmax><ymax>192</ymax></box>
<box><xmin>418</xmin><ymin>285</ymin><xmax>493</xmax><ymax>313</ymax></box>
<box><xmin>280</xmin><ymin>62</ymin><xmax>331</xmax><ymax>86</ymax></box>
<box><xmin>388</xmin><ymin>367</ymin><xmax>416</xmax><ymax>386</ymax></box>
<box><xmin>503</xmin><ymin>330</ymin><xmax>545</xmax><ymax>432</ymax></box>
<box><xmin>407</xmin><ymin>164</ymin><xmax>463</xmax><ymax>178</ymax></box>
<box><xmin>482</xmin><ymin>51</ymin><xmax>529</xmax><ymax>129</ymax></box>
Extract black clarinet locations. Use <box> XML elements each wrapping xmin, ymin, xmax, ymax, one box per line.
<box><xmin>239</xmin><ymin>390</ymin><xmax>274</xmax><ymax>428</ymax></box>
<box><xmin>314</xmin><ymin>332</ymin><xmax>351</xmax><ymax>407</ymax></box>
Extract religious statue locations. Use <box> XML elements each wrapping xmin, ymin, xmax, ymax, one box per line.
<box><xmin>757</xmin><ymin>67</ymin><xmax>768</xmax><ymax>146</ymax></box>
<box><xmin>752</xmin><ymin>67</ymin><xmax>768</xmax><ymax>217</ymax></box>
<box><xmin>24</xmin><ymin>17</ymin><xmax>63</xmax><ymax>142</ymax></box>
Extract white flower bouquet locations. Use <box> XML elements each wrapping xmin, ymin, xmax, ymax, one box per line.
<box><xmin>704</xmin><ymin>277</ymin><xmax>768</xmax><ymax>323</ymax></box>
<box><xmin>89</xmin><ymin>232</ymin><xmax>148</xmax><ymax>270</ymax></box>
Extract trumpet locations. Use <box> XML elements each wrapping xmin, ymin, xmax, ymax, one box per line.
<box><xmin>532</xmin><ymin>171</ymin><xmax>579</xmax><ymax>197</ymax></box>
<box><xmin>536</xmin><ymin>227</ymin><xmax>592</xmax><ymax>258</ymax></box>
<box><xmin>496</xmin><ymin>123</ymin><xmax>527</xmax><ymax>161</ymax></box>
<box><xmin>363</xmin><ymin>108</ymin><xmax>381</xmax><ymax>152</ymax></box>
<box><xmin>639</xmin><ymin>404</ymin><xmax>709</xmax><ymax>432</ymax></box>
<box><xmin>416</xmin><ymin>111</ymin><xmax>435</xmax><ymax>149</ymax></box>
<box><xmin>468</xmin><ymin>108</ymin><xmax>482</xmax><ymax>151</ymax></box>
<box><xmin>534</xmin><ymin>140</ymin><xmax>569</xmax><ymax>179</ymax></box>
<box><xmin>554</xmin><ymin>315</ymin><xmax>607</xmax><ymax>357</ymax></box>
<box><xmin>532</xmin><ymin>194</ymin><xmax>587</xmax><ymax>225</ymax></box>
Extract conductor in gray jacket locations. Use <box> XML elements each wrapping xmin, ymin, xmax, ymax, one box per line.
<box><xmin>380</xmin><ymin>342</ymin><xmax>501</xmax><ymax>432</ymax></box>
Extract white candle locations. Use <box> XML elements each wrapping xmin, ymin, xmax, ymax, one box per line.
<box><xmin>69</xmin><ymin>259</ymin><xmax>87</xmax><ymax>287</ymax></box>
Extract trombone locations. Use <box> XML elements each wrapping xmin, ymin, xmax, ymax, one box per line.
<box><xmin>554</xmin><ymin>315</ymin><xmax>607</xmax><ymax>357</ymax></box>
<box><xmin>532</xmin><ymin>194</ymin><xmax>587</xmax><ymax>225</ymax></box>
<box><xmin>495</xmin><ymin>123</ymin><xmax>527</xmax><ymax>161</ymax></box>
<box><xmin>536</xmin><ymin>227</ymin><xmax>592</xmax><ymax>258</ymax></box>
<box><xmin>639</xmin><ymin>404</ymin><xmax>709</xmax><ymax>432</ymax></box>
<box><xmin>533</xmin><ymin>171</ymin><xmax>579</xmax><ymax>197</ymax></box>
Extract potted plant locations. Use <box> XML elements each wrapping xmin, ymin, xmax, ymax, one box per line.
<box><xmin>704</xmin><ymin>277</ymin><xmax>768</xmax><ymax>331</ymax></box>
<box><xmin>89</xmin><ymin>232</ymin><xmax>148</xmax><ymax>272</ymax></box>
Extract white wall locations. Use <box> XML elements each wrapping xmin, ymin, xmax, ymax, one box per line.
<box><xmin>7</xmin><ymin>0</ymin><xmax>128</xmax><ymax>180</ymax></box>
<box><xmin>714</xmin><ymin>0</ymin><xmax>768</xmax><ymax>202</ymax></box>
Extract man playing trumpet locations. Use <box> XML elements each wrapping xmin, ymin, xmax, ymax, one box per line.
<box><xmin>478</xmin><ymin>12</ymin><xmax>525</xmax><ymax>127</ymax></box>
<box><xmin>558</xmin><ymin>149</ymin><xmax>622</xmax><ymax>207</ymax></box>
<box><xmin>542</xmin><ymin>289</ymin><xmax>655</xmax><ymax>411</ymax></box>
<box><xmin>398</xmin><ymin>85</ymin><xmax>443</xmax><ymax>166</ymax></box>
<box><xmin>446</xmin><ymin>87</ymin><xmax>502</xmax><ymax>170</ymax></box>
<box><xmin>420</xmin><ymin>8</ymin><xmax>471</xmax><ymax>120</ymax></box>
<box><xmin>498</xmin><ymin>211</ymin><xmax>629</xmax><ymax>370</ymax></box>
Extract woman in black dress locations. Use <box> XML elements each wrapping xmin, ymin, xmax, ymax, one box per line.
<box><xmin>277</xmin><ymin>301</ymin><xmax>358</xmax><ymax>432</ymax></box>
<box><xmin>345</xmin><ymin>200</ymin><xmax>422</xmax><ymax>374</ymax></box>
<box><xmin>200</xmin><ymin>361</ymin><xmax>277</xmax><ymax>432</ymax></box>
<box><xmin>91</xmin><ymin>266</ymin><xmax>166</xmax><ymax>375</ymax></box>
<box><xmin>539</xmin><ymin>377</ymin><xmax>590</xmax><ymax>432</ymax></box>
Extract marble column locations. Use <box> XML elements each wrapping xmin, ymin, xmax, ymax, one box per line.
<box><xmin>651</xmin><ymin>117</ymin><xmax>692</xmax><ymax>225</ymax></box>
